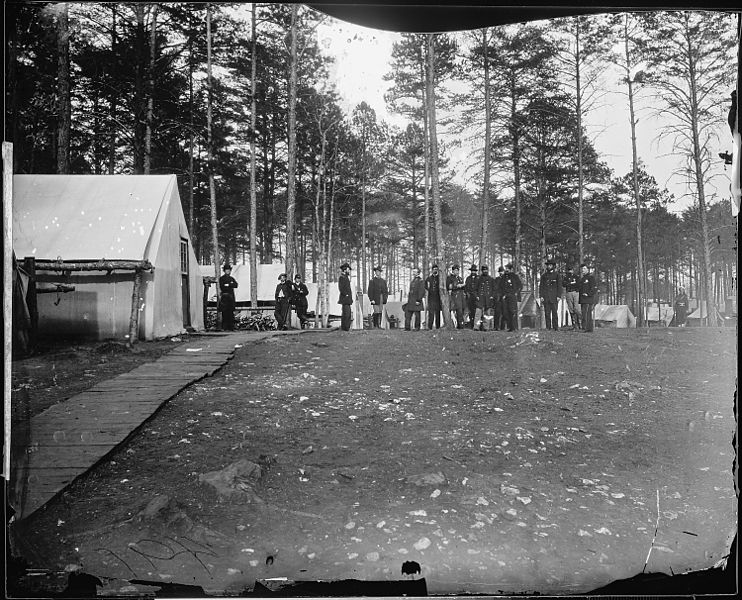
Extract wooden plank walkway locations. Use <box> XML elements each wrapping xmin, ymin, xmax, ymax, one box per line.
<box><xmin>12</xmin><ymin>329</ymin><xmax>310</xmax><ymax>520</ymax></box>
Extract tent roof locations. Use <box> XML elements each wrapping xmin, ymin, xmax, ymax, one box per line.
<box><xmin>13</xmin><ymin>174</ymin><xmax>176</xmax><ymax>261</ymax></box>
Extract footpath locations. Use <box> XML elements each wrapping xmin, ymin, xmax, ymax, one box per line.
<box><xmin>10</xmin><ymin>329</ymin><xmax>315</xmax><ymax>520</ymax></box>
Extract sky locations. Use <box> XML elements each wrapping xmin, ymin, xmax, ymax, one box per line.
<box><xmin>315</xmin><ymin>14</ymin><xmax>736</xmax><ymax>215</ymax></box>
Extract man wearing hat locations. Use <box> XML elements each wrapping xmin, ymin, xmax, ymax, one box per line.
<box><xmin>578</xmin><ymin>263</ymin><xmax>597</xmax><ymax>332</ymax></box>
<box><xmin>674</xmin><ymin>286</ymin><xmax>689</xmax><ymax>327</ymax></box>
<box><xmin>464</xmin><ymin>264</ymin><xmax>480</xmax><ymax>329</ymax></box>
<box><xmin>474</xmin><ymin>265</ymin><xmax>497</xmax><ymax>331</ymax></box>
<box><xmin>404</xmin><ymin>267</ymin><xmax>426</xmax><ymax>331</ymax></box>
<box><xmin>425</xmin><ymin>264</ymin><xmax>442</xmax><ymax>329</ymax></box>
<box><xmin>539</xmin><ymin>259</ymin><xmax>563</xmax><ymax>331</ymax></box>
<box><xmin>338</xmin><ymin>263</ymin><xmax>353</xmax><ymax>331</ymax></box>
<box><xmin>446</xmin><ymin>265</ymin><xmax>467</xmax><ymax>329</ymax></box>
<box><xmin>493</xmin><ymin>266</ymin><xmax>505</xmax><ymax>330</ymax></box>
<box><xmin>291</xmin><ymin>273</ymin><xmax>310</xmax><ymax>329</ymax></box>
<box><xmin>274</xmin><ymin>272</ymin><xmax>293</xmax><ymax>330</ymax></box>
<box><xmin>219</xmin><ymin>263</ymin><xmax>239</xmax><ymax>330</ymax></box>
<box><xmin>563</xmin><ymin>265</ymin><xmax>581</xmax><ymax>330</ymax></box>
<box><xmin>500</xmin><ymin>263</ymin><xmax>522</xmax><ymax>332</ymax></box>
<box><xmin>367</xmin><ymin>266</ymin><xmax>389</xmax><ymax>328</ymax></box>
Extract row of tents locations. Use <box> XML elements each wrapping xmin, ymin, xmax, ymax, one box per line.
<box><xmin>11</xmin><ymin>175</ymin><xmax>726</xmax><ymax>344</ymax></box>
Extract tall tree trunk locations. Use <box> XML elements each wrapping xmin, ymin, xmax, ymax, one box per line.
<box><xmin>685</xmin><ymin>32</ymin><xmax>718</xmax><ymax>326</ymax></box>
<box><xmin>625</xmin><ymin>15</ymin><xmax>645</xmax><ymax>327</ymax></box>
<box><xmin>143</xmin><ymin>5</ymin><xmax>158</xmax><ymax>174</ymax></box>
<box><xmin>249</xmin><ymin>3</ymin><xmax>259</xmax><ymax>308</ymax></box>
<box><xmin>426</xmin><ymin>35</ymin><xmax>452</xmax><ymax>328</ymax></box>
<box><xmin>479</xmin><ymin>27</ymin><xmax>491</xmax><ymax>270</ymax></box>
<box><xmin>575</xmin><ymin>18</ymin><xmax>585</xmax><ymax>264</ymax></box>
<box><xmin>206</xmin><ymin>4</ymin><xmax>221</xmax><ymax>315</ymax></box>
<box><xmin>421</xmin><ymin>45</ymin><xmax>431</xmax><ymax>271</ymax></box>
<box><xmin>56</xmin><ymin>3</ymin><xmax>71</xmax><ymax>174</ymax></box>
<box><xmin>108</xmin><ymin>5</ymin><xmax>117</xmax><ymax>173</ymax></box>
<box><xmin>285</xmin><ymin>4</ymin><xmax>298</xmax><ymax>277</ymax></box>
<box><xmin>510</xmin><ymin>73</ymin><xmax>522</xmax><ymax>268</ymax></box>
<box><xmin>187</xmin><ymin>7</ymin><xmax>195</xmax><ymax>239</ymax></box>
<box><xmin>132</xmin><ymin>5</ymin><xmax>147</xmax><ymax>173</ymax></box>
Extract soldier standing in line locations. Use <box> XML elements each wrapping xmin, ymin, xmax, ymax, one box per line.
<box><xmin>474</xmin><ymin>265</ymin><xmax>497</xmax><ymax>331</ymax></box>
<box><xmin>578</xmin><ymin>263</ymin><xmax>597</xmax><ymax>333</ymax></box>
<box><xmin>274</xmin><ymin>272</ymin><xmax>293</xmax><ymax>330</ymax></box>
<box><xmin>501</xmin><ymin>263</ymin><xmax>523</xmax><ymax>332</ymax></box>
<box><xmin>493</xmin><ymin>266</ymin><xmax>505</xmax><ymax>330</ymax></box>
<box><xmin>404</xmin><ymin>267</ymin><xmax>426</xmax><ymax>331</ymax></box>
<box><xmin>563</xmin><ymin>265</ymin><xmax>581</xmax><ymax>330</ymax></box>
<box><xmin>338</xmin><ymin>263</ymin><xmax>353</xmax><ymax>331</ymax></box>
<box><xmin>446</xmin><ymin>264</ymin><xmax>467</xmax><ymax>329</ymax></box>
<box><xmin>291</xmin><ymin>273</ymin><xmax>310</xmax><ymax>329</ymax></box>
<box><xmin>367</xmin><ymin>265</ymin><xmax>389</xmax><ymax>328</ymax></box>
<box><xmin>464</xmin><ymin>264</ymin><xmax>479</xmax><ymax>329</ymax></box>
<box><xmin>219</xmin><ymin>263</ymin><xmax>239</xmax><ymax>330</ymax></box>
<box><xmin>425</xmin><ymin>264</ymin><xmax>442</xmax><ymax>330</ymax></box>
<box><xmin>539</xmin><ymin>259</ymin><xmax>563</xmax><ymax>331</ymax></box>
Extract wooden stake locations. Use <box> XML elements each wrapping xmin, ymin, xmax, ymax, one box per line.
<box><xmin>128</xmin><ymin>269</ymin><xmax>143</xmax><ymax>345</ymax></box>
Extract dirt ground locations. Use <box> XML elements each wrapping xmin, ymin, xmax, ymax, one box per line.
<box><xmin>9</xmin><ymin>326</ymin><xmax>737</xmax><ymax>596</ymax></box>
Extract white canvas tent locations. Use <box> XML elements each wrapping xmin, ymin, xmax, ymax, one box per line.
<box><xmin>593</xmin><ymin>304</ymin><xmax>636</xmax><ymax>328</ymax></box>
<box><xmin>13</xmin><ymin>174</ymin><xmax>204</xmax><ymax>340</ymax></box>
<box><xmin>645</xmin><ymin>303</ymin><xmax>674</xmax><ymax>326</ymax></box>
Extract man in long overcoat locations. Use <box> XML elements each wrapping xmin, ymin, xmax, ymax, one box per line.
<box><xmin>338</xmin><ymin>263</ymin><xmax>353</xmax><ymax>331</ymax></box>
<box><xmin>464</xmin><ymin>265</ymin><xmax>479</xmax><ymax>329</ymax></box>
<box><xmin>274</xmin><ymin>272</ymin><xmax>293</xmax><ymax>330</ymax></box>
<box><xmin>564</xmin><ymin>265</ymin><xmax>581</xmax><ymax>330</ymax></box>
<box><xmin>578</xmin><ymin>263</ymin><xmax>597</xmax><ymax>333</ymax></box>
<box><xmin>291</xmin><ymin>273</ymin><xmax>310</xmax><ymax>328</ymax></box>
<box><xmin>501</xmin><ymin>263</ymin><xmax>523</xmax><ymax>332</ymax></box>
<box><xmin>539</xmin><ymin>259</ymin><xmax>563</xmax><ymax>331</ymax></box>
<box><xmin>446</xmin><ymin>265</ymin><xmax>466</xmax><ymax>329</ymax></box>
<box><xmin>367</xmin><ymin>266</ymin><xmax>389</xmax><ymax>328</ymax></box>
<box><xmin>404</xmin><ymin>267</ymin><xmax>426</xmax><ymax>331</ymax></box>
<box><xmin>219</xmin><ymin>264</ymin><xmax>238</xmax><ymax>330</ymax></box>
<box><xmin>425</xmin><ymin>264</ymin><xmax>442</xmax><ymax>329</ymax></box>
<box><xmin>493</xmin><ymin>266</ymin><xmax>505</xmax><ymax>330</ymax></box>
<box><xmin>674</xmin><ymin>287</ymin><xmax>689</xmax><ymax>327</ymax></box>
<box><xmin>474</xmin><ymin>265</ymin><xmax>497</xmax><ymax>331</ymax></box>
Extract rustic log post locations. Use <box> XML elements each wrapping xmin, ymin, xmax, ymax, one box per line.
<box><xmin>127</xmin><ymin>268</ymin><xmax>144</xmax><ymax>345</ymax></box>
<box><xmin>203</xmin><ymin>278</ymin><xmax>210</xmax><ymax>330</ymax></box>
<box><xmin>23</xmin><ymin>256</ymin><xmax>38</xmax><ymax>351</ymax></box>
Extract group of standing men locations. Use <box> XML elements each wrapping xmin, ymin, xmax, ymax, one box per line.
<box><xmin>540</xmin><ymin>262</ymin><xmax>598</xmax><ymax>332</ymax></box>
<box><xmin>399</xmin><ymin>262</ymin><xmax>524</xmax><ymax>331</ymax></box>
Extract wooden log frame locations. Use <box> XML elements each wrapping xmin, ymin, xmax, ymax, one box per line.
<box><xmin>18</xmin><ymin>258</ymin><xmax>155</xmax><ymax>345</ymax></box>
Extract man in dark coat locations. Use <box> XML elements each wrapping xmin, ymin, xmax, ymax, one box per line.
<box><xmin>464</xmin><ymin>264</ymin><xmax>479</xmax><ymax>329</ymax></box>
<box><xmin>674</xmin><ymin>286</ymin><xmax>689</xmax><ymax>327</ymax></box>
<box><xmin>578</xmin><ymin>263</ymin><xmax>597</xmax><ymax>333</ymax></box>
<box><xmin>404</xmin><ymin>267</ymin><xmax>426</xmax><ymax>331</ymax></box>
<box><xmin>274</xmin><ymin>272</ymin><xmax>293</xmax><ymax>330</ymax></box>
<box><xmin>500</xmin><ymin>263</ymin><xmax>523</xmax><ymax>332</ymax></box>
<box><xmin>493</xmin><ymin>266</ymin><xmax>505</xmax><ymax>330</ymax></box>
<box><xmin>291</xmin><ymin>273</ymin><xmax>310</xmax><ymax>328</ymax></box>
<box><xmin>219</xmin><ymin>264</ymin><xmax>239</xmax><ymax>330</ymax></box>
<box><xmin>446</xmin><ymin>265</ymin><xmax>466</xmax><ymax>329</ymax></box>
<box><xmin>367</xmin><ymin>265</ymin><xmax>389</xmax><ymax>328</ymax></box>
<box><xmin>564</xmin><ymin>265</ymin><xmax>581</xmax><ymax>330</ymax></box>
<box><xmin>425</xmin><ymin>264</ymin><xmax>442</xmax><ymax>329</ymax></box>
<box><xmin>539</xmin><ymin>259</ymin><xmax>563</xmax><ymax>331</ymax></box>
<box><xmin>338</xmin><ymin>263</ymin><xmax>353</xmax><ymax>331</ymax></box>
<box><xmin>474</xmin><ymin>265</ymin><xmax>497</xmax><ymax>331</ymax></box>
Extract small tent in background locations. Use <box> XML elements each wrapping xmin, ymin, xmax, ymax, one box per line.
<box><xmin>645</xmin><ymin>303</ymin><xmax>674</xmax><ymax>327</ymax></box>
<box><xmin>518</xmin><ymin>291</ymin><xmax>540</xmax><ymax>328</ymax></box>
<box><xmin>593</xmin><ymin>304</ymin><xmax>636</xmax><ymax>328</ymax></box>
<box><xmin>13</xmin><ymin>175</ymin><xmax>204</xmax><ymax>340</ymax></box>
<box><xmin>686</xmin><ymin>301</ymin><xmax>726</xmax><ymax>326</ymax></box>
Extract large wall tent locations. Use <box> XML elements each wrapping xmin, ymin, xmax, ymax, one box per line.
<box><xmin>13</xmin><ymin>175</ymin><xmax>204</xmax><ymax>341</ymax></box>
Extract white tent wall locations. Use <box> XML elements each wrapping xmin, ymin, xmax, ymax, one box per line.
<box><xmin>13</xmin><ymin>174</ymin><xmax>203</xmax><ymax>341</ymax></box>
<box><xmin>142</xmin><ymin>178</ymin><xmax>204</xmax><ymax>339</ymax></box>
<box><xmin>593</xmin><ymin>304</ymin><xmax>637</xmax><ymax>328</ymax></box>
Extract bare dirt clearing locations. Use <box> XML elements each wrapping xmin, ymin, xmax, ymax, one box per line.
<box><xmin>11</xmin><ymin>327</ymin><xmax>736</xmax><ymax>595</ymax></box>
